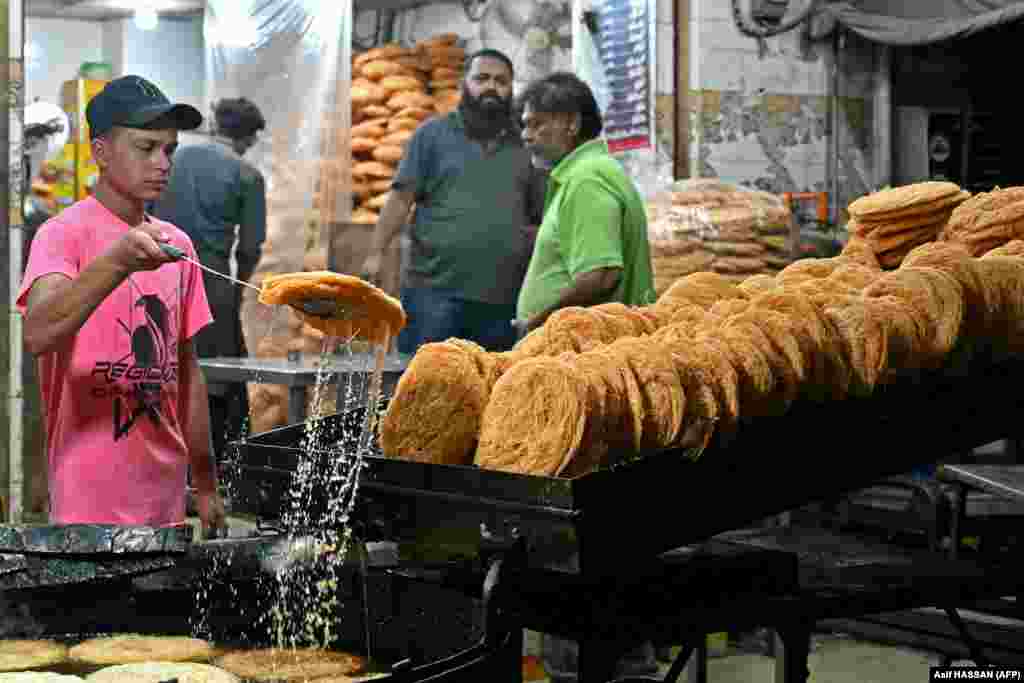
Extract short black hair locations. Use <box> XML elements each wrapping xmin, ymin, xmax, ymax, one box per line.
<box><xmin>214</xmin><ymin>98</ymin><xmax>266</xmax><ymax>140</ymax></box>
<box><xmin>464</xmin><ymin>49</ymin><xmax>514</xmax><ymax>78</ymax></box>
<box><xmin>516</xmin><ymin>72</ymin><xmax>603</xmax><ymax>142</ymax></box>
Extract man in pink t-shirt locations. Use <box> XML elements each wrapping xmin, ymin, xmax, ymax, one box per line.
<box><xmin>18</xmin><ymin>75</ymin><xmax>225</xmax><ymax>535</ymax></box>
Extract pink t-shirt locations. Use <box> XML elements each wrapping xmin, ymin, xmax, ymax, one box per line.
<box><xmin>17</xmin><ymin>197</ymin><xmax>212</xmax><ymax>526</ymax></box>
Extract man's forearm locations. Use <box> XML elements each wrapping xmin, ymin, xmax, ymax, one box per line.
<box><xmin>370</xmin><ymin>193</ymin><xmax>413</xmax><ymax>254</ymax></box>
<box><xmin>180</xmin><ymin>348</ymin><xmax>217</xmax><ymax>494</ymax></box>
<box><xmin>24</xmin><ymin>256</ymin><xmax>128</xmax><ymax>356</ymax></box>
<box><xmin>529</xmin><ymin>268</ymin><xmax>621</xmax><ymax>329</ymax></box>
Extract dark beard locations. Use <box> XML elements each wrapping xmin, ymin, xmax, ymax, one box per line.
<box><xmin>459</xmin><ymin>91</ymin><xmax>512</xmax><ymax>140</ymax></box>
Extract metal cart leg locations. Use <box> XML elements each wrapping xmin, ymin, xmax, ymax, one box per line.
<box><xmin>950</xmin><ymin>483</ymin><xmax>968</xmax><ymax>559</ymax></box>
<box><xmin>773</xmin><ymin>628</ymin><xmax>811</xmax><ymax>683</ymax></box>
<box><xmin>665</xmin><ymin>641</ymin><xmax>695</xmax><ymax>683</ymax></box>
<box><xmin>686</xmin><ymin>637</ymin><xmax>708</xmax><ymax>683</ymax></box>
<box><xmin>288</xmin><ymin>386</ymin><xmax>306</xmax><ymax>425</ymax></box>
<box><xmin>943</xmin><ymin>607</ymin><xmax>990</xmax><ymax>667</ymax></box>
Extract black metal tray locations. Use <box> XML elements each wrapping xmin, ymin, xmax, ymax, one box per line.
<box><xmin>231</xmin><ymin>358</ymin><xmax>1024</xmax><ymax>572</ymax></box>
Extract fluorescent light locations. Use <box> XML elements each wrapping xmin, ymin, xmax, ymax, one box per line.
<box><xmin>134</xmin><ymin>7</ymin><xmax>159</xmax><ymax>31</ymax></box>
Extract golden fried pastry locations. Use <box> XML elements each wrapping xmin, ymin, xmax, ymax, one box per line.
<box><xmin>86</xmin><ymin>662</ymin><xmax>237</xmax><ymax>682</ymax></box>
<box><xmin>737</xmin><ymin>273</ymin><xmax>777</xmax><ymax>296</ymax></box>
<box><xmin>709</xmin><ymin>298</ymin><xmax>752</xmax><ymax>318</ymax></box>
<box><xmin>70</xmin><ymin>635</ymin><xmax>214</xmax><ymax>667</ymax></box>
<box><xmin>667</xmin><ymin>343</ymin><xmax>721</xmax><ymax>450</ymax></box>
<box><xmin>840</xmin><ymin>235</ymin><xmax>882</xmax><ymax>269</ymax></box>
<box><xmin>651</xmin><ymin>322</ymin><xmax>693</xmax><ymax>348</ymax></box>
<box><xmin>590</xmin><ymin>309</ymin><xmax>638</xmax><ymax>340</ymax></box>
<box><xmin>981</xmin><ymin>239</ymin><xmax>1024</xmax><ymax>259</ymax></box>
<box><xmin>659</xmin><ymin>272</ymin><xmax>747</xmax><ymax>310</ymax></box>
<box><xmin>360</xmin><ymin>59</ymin><xmax>406</xmax><ymax>80</ymax></box>
<box><xmin>607</xmin><ymin>338</ymin><xmax>686</xmax><ymax>450</ymax></box>
<box><xmin>589</xmin><ymin>302</ymin><xmax>646</xmax><ymax>337</ymax></box>
<box><xmin>0</xmin><ymin>641</ymin><xmax>68</xmax><ymax>672</ymax></box>
<box><xmin>848</xmin><ymin>181</ymin><xmax>961</xmax><ymax>219</ymax></box>
<box><xmin>861</xmin><ymin>295</ymin><xmax>928</xmax><ymax>372</ymax></box>
<box><xmin>824</xmin><ymin>301</ymin><xmax>888</xmax><ymax>397</ymax></box>
<box><xmin>826</xmin><ymin>262</ymin><xmax>881</xmax><ymax>290</ymax></box>
<box><xmin>776</xmin><ymin>257</ymin><xmax>845</xmax><ymax>283</ymax></box>
<box><xmin>749</xmin><ymin>289</ymin><xmax>838</xmax><ymax>402</ymax></box>
<box><xmin>475</xmin><ymin>357</ymin><xmax>587</xmax><ymax>475</ymax></box>
<box><xmin>561</xmin><ymin>352</ymin><xmax>612</xmax><ymax>477</ymax></box>
<box><xmin>628</xmin><ymin>306</ymin><xmax>661</xmax><ymax>332</ymax></box>
<box><xmin>258</xmin><ymin>271</ymin><xmax>406</xmax><ymax>345</ymax></box>
<box><xmin>546</xmin><ymin>307</ymin><xmax>615</xmax><ymax>352</ymax></box>
<box><xmin>665</xmin><ymin>302</ymin><xmax>715</xmax><ymax>332</ymax></box>
<box><xmin>444</xmin><ymin>338</ymin><xmax>503</xmax><ymax>393</ymax></box>
<box><xmin>721</xmin><ymin>313</ymin><xmax>802</xmax><ymax>413</ymax></box>
<box><xmin>588</xmin><ymin>346</ymin><xmax>646</xmax><ymax>453</ymax></box>
<box><xmin>696</xmin><ymin>326</ymin><xmax>775</xmax><ymax>420</ymax></box>
<box><xmin>902</xmin><ymin>266</ymin><xmax>966</xmax><ymax>359</ymax></box>
<box><xmin>214</xmin><ymin>648</ymin><xmax>366</xmax><ymax>681</ymax></box>
<box><xmin>863</xmin><ymin>268</ymin><xmax>963</xmax><ymax>366</ymax></box>
<box><xmin>379</xmin><ymin>342</ymin><xmax>488</xmax><ymax>465</ymax></box>
<box><xmin>974</xmin><ymin>256</ymin><xmax>1024</xmax><ymax>356</ymax></box>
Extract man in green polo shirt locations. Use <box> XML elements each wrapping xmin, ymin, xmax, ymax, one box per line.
<box><xmin>516</xmin><ymin>72</ymin><xmax>655</xmax><ymax>334</ymax></box>
<box><xmin>516</xmin><ymin>72</ymin><xmax>659</xmax><ymax>683</ymax></box>
<box><xmin>361</xmin><ymin>49</ymin><xmax>545</xmax><ymax>353</ymax></box>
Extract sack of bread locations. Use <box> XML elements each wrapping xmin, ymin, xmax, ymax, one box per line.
<box><xmin>647</xmin><ymin>178</ymin><xmax>792</xmax><ymax>295</ymax></box>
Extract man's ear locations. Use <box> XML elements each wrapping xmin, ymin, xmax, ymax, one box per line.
<box><xmin>91</xmin><ymin>136</ymin><xmax>109</xmax><ymax>172</ymax></box>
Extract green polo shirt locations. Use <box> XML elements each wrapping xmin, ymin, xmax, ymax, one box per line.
<box><xmin>516</xmin><ymin>139</ymin><xmax>656</xmax><ymax>320</ymax></box>
<box><xmin>394</xmin><ymin>110</ymin><xmax>545</xmax><ymax>305</ymax></box>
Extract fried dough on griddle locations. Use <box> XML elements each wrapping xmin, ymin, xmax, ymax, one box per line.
<box><xmin>213</xmin><ymin>648</ymin><xmax>366</xmax><ymax>681</ymax></box>
<box><xmin>0</xmin><ymin>641</ymin><xmax>68</xmax><ymax>673</ymax></box>
<box><xmin>68</xmin><ymin>635</ymin><xmax>214</xmax><ymax>667</ymax></box>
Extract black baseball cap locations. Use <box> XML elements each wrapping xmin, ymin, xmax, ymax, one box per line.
<box><xmin>86</xmin><ymin>75</ymin><xmax>203</xmax><ymax>139</ymax></box>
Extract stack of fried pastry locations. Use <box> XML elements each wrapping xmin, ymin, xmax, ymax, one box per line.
<box><xmin>380</xmin><ymin>241</ymin><xmax>1024</xmax><ymax>478</ymax></box>
<box><xmin>349</xmin><ymin>34</ymin><xmax>464</xmax><ymax>223</ymax></box>
<box><xmin>646</xmin><ymin>180</ymin><xmax>792</xmax><ymax>294</ymax></box>
<box><xmin>846</xmin><ymin>181</ymin><xmax>971</xmax><ymax>269</ymax></box>
<box><xmin>939</xmin><ymin>186</ymin><xmax>1024</xmax><ymax>256</ymax></box>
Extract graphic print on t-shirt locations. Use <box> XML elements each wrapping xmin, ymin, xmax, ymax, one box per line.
<box><xmin>90</xmin><ymin>275</ymin><xmax>181</xmax><ymax>441</ymax></box>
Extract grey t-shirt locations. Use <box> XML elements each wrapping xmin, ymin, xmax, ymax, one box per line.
<box><xmin>153</xmin><ymin>139</ymin><xmax>266</xmax><ymax>281</ymax></box>
<box><xmin>394</xmin><ymin>111</ymin><xmax>546</xmax><ymax>306</ymax></box>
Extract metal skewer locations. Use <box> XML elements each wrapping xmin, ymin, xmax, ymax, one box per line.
<box><xmin>160</xmin><ymin>243</ymin><xmax>262</xmax><ymax>292</ymax></box>
<box><xmin>160</xmin><ymin>243</ymin><xmax>356</xmax><ymax>319</ymax></box>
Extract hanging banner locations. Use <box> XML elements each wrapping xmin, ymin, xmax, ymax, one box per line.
<box><xmin>593</xmin><ymin>0</ymin><xmax>653</xmax><ymax>153</ymax></box>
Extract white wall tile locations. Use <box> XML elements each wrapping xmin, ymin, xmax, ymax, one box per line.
<box><xmin>693</xmin><ymin>0</ymin><xmax>734</xmax><ymax>22</ymax></box>
<box><xmin>705</xmin><ymin>132</ymin><xmax>766</xmax><ymax>163</ymax></box>
<box><xmin>697</xmin><ymin>48</ymin><xmax>748</xmax><ymax>92</ymax></box>
<box><xmin>698</xmin><ymin>17</ymin><xmax>760</xmax><ymax>54</ymax></box>
<box><xmin>703</xmin><ymin>157</ymin><xmax>774</xmax><ymax>186</ymax></box>
<box><xmin>746</xmin><ymin>51</ymin><xmax>816</xmax><ymax>96</ymax></box>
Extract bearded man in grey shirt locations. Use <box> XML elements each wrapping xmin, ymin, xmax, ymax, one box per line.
<box><xmin>152</xmin><ymin>97</ymin><xmax>267</xmax><ymax>463</ymax></box>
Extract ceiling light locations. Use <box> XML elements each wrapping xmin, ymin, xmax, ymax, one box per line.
<box><xmin>134</xmin><ymin>7</ymin><xmax>159</xmax><ymax>31</ymax></box>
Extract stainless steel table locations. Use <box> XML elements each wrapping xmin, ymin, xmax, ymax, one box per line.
<box><xmin>199</xmin><ymin>354</ymin><xmax>411</xmax><ymax>425</ymax></box>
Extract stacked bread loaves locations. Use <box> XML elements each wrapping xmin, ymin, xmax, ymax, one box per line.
<box><xmin>647</xmin><ymin>179</ymin><xmax>793</xmax><ymax>294</ymax></box>
<box><xmin>350</xmin><ymin>35</ymin><xmax>465</xmax><ymax>225</ymax></box>
<box><xmin>845</xmin><ymin>181</ymin><xmax>971</xmax><ymax>269</ymax></box>
<box><xmin>939</xmin><ymin>186</ymin><xmax>1024</xmax><ymax>256</ymax></box>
